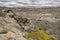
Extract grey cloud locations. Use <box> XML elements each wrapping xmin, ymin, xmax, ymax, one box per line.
<box><xmin>0</xmin><ymin>0</ymin><xmax>60</xmax><ymax>7</ymax></box>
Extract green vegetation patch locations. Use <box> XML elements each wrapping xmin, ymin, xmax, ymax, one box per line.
<box><xmin>26</xmin><ymin>27</ymin><xmax>57</xmax><ymax>40</ymax></box>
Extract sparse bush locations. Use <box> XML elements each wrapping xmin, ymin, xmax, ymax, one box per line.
<box><xmin>26</xmin><ymin>27</ymin><xmax>57</xmax><ymax>40</ymax></box>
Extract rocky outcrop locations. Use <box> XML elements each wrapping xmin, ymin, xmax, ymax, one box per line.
<box><xmin>0</xmin><ymin>7</ymin><xmax>60</xmax><ymax>40</ymax></box>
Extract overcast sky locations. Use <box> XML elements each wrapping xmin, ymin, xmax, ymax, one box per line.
<box><xmin>0</xmin><ymin>0</ymin><xmax>60</xmax><ymax>7</ymax></box>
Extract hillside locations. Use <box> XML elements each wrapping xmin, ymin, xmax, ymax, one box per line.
<box><xmin>0</xmin><ymin>7</ymin><xmax>60</xmax><ymax>40</ymax></box>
